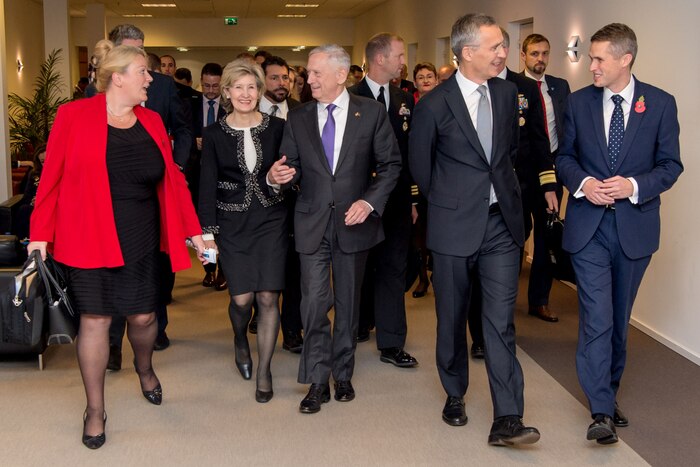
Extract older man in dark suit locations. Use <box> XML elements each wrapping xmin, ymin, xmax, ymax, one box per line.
<box><xmin>557</xmin><ymin>23</ymin><xmax>682</xmax><ymax>444</ymax></box>
<box><xmin>349</xmin><ymin>32</ymin><xmax>418</xmax><ymax>368</ymax></box>
<box><xmin>409</xmin><ymin>13</ymin><xmax>540</xmax><ymax>446</ymax></box>
<box><xmin>268</xmin><ymin>44</ymin><xmax>400</xmax><ymax>414</ymax></box>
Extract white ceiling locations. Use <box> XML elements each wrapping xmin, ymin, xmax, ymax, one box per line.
<box><xmin>58</xmin><ymin>0</ymin><xmax>387</xmax><ymax>19</ymax></box>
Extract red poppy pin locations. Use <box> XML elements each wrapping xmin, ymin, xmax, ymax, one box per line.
<box><xmin>634</xmin><ymin>96</ymin><xmax>646</xmax><ymax>113</ymax></box>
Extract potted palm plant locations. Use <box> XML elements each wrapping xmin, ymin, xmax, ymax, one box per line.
<box><xmin>8</xmin><ymin>49</ymin><xmax>70</xmax><ymax>160</ymax></box>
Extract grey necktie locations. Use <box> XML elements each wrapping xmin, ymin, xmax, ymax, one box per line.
<box><xmin>476</xmin><ymin>85</ymin><xmax>492</xmax><ymax>162</ymax></box>
<box><xmin>269</xmin><ymin>104</ymin><xmax>279</xmax><ymax>117</ymax></box>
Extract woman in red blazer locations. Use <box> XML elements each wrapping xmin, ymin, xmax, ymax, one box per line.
<box><xmin>28</xmin><ymin>41</ymin><xmax>206</xmax><ymax>449</ymax></box>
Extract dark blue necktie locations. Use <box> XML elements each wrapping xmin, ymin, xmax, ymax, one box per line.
<box><xmin>321</xmin><ymin>104</ymin><xmax>336</xmax><ymax>171</ymax></box>
<box><xmin>207</xmin><ymin>100</ymin><xmax>215</xmax><ymax>126</ymax></box>
<box><xmin>608</xmin><ymin>94</ymin><xmax>624</xmax><ymax>170</ymax></box>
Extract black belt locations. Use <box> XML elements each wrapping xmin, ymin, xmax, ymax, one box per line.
<box><xmin>489</xmin><ymin>203</ymin><xmax>501</xmax><ymax>214</ymax></box>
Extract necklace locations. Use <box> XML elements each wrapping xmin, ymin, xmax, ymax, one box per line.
<box><xmin>106</xmin><ymin>105</ymin><xmax>133</xmax><ymax>123</ymax></box>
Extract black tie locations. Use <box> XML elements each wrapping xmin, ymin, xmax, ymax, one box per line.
<box><xmin>377</xmin><ymin>86</ymin><xmax>386</xmax><ymax>109</ymax></box>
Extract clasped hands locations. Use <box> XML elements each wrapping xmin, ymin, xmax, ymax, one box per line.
<box><xmin>582</xmin><ymin>176</ymin><xmax>634</xmax><ymax>205</ymax></box>
<box><xmin>267</xmin><ymin>156</ymin><xmax>372</xmax><ymax>226</ymax></box>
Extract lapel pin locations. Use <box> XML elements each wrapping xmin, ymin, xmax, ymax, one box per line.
<box><xmin>355</xmin><ymin>112</ymin><xmax>361</xmax><ymax>117</ymax></box>
<box><xmin>634</xmin><ymin>95</ymin><xmax>646</xmax><ymax>113</ymax></box>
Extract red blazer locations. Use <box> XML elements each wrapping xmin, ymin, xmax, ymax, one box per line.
<box><xmin>30</xmin><ymin>93</ymin><xmax>201</xmax><ymax>272</ymax></box>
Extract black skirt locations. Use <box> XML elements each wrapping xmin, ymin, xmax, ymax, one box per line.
<box><xmin>66</xmin><ymin>120</ymin><xmax>165</xmax><ymax>316</ymax></box>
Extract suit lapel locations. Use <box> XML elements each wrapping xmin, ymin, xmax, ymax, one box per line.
<box><xmin>300</xmin><ymin>102</ymin><xmax>330</xmax><ymax>173</ymax></box>
<box><xmin>488</xmin><ymin>78</ymin><xmax>506</xmax><ymax>166</ymax></box>
<box><xmin>356</xmin><ymin>79</ymin><xmax>374</xmax><ymax>100</ymax></box>
<box><xmin>615</xmin><ymin>78</ymin><xmax>646</xmax><ymax>171</ymax></box>
<box><xmin>336</xmin><ymin>95</ymin><xmax>361</xmax><ymax>171</ymax></box>
<box><xmin>588</xmin><ymin>88</ymin><xmax>610</xmax><ymax>170</ymax></box>
<box><xmin>444</xmin><ymin>76</ymin><xmax>488</xmax><ymax>163</ymax></box>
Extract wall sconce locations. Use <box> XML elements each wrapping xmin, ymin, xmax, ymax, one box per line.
<box><xmin>566</xmin><ymin>36</ymin><xmax>580</xmax><ymax>62</ymax></box>
<box><xmin>17</xmin><ymin>59</ymin><xmax>24</xmax><ymax>72</ymax></box>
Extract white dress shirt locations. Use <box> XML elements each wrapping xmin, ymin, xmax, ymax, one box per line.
<box><xmin>455</xmin><ymin>69</ymin><xmax>498</xmax><ymax>205</ymax></box>
<box><xmin>259</xmin><ymin>95</ymin><xmax>290</xmax><ymax>120</ymax></box>
<box><xmin>574</xmin><ymin>76</ymin><xmax>638</xmax><ymax>204</ymax></box>
<box><xmin>202</xmin><ymin>96</ymin><xmax>221</xmax><ymax>127</ymax></box>
<box><xmin>524</xmin><ymin>69</ymin><xmax>558</xmax><ymax>152</ymax></box>
<box><xmin>317</xmin><ymin>89</ymin><xmax>350</xmax><ymax>174</ymax></box>
<box><xmin>364</xmin><ymin>75</ymin><xmax>390</xmax><ymax>112</ymax></box>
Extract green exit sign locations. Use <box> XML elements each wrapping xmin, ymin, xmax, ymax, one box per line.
<box><xmin>224</xmin><ymin>16</ymin><xmax>238</xmax><ymax>26</ymax></box>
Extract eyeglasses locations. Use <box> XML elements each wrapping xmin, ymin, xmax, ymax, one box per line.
<box><xmin>466</xmin><ymin>42</ymin><xmax>506</xmax><ymax>53</ymax></box>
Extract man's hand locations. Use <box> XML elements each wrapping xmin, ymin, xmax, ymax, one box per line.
<box><xmin>544</xmin><ymin>191</ymin><xmax>559</xmax><ymax>213</ymax></box>
<box><xmin>196</xmin><ymin>137</ymin><xmax>203</xmax><ymax>151</ymax></box>
<box><xmin>581</xmin><ymin>178</ymin><xmax>615</xmax><ymax>205</ymax></box>
<box><xmin>411</xmin><ymin>204</ymin><xmax>419</xmax><ymax>224</ymax></box>
<box><xmin>267</xmin><ymin>155</ymin><xmax>296</xmax><ymax>185</ymax></box>
<box><xmin>599</xmin><ymin>176</ymin><xmax>634</xmax><ymax>200</ymax></box>
<box><xmin>345</xmin><ymin>200</ymin><xmax>372</xmax><ymax>225</ymax></box>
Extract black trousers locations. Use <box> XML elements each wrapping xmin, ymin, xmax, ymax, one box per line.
<box><xmin>297</xmin><ymin>215</ymin><xmax>368</xmax><ymax>384</ymax></box>
<box><xmin>433</xmin><ymin>212</ymin><xmax>524</xmax><ymax>418</ymax></box>
<box><xmin>281</xmin><ymin>239</ymin><xmax>303</xmax><ymax>335</ymax></box>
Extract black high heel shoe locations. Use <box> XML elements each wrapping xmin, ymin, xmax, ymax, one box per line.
<box><xmin>255</xmin><ymin>373</ymin><xmax>274</xmax><ymax>403</ymax></box>
<box><xmin>82</xmin><ymin>411</ymin><xmax>107</xmax><ymax>449</ymax></box>
<box><xmin>134</xmin><ymin>360</ymin><xmax>163</xmax><ymax>405</ymax></box>
<box><xmin>234</xmin><ymin>337</ymin><xmax>253</xmax><ymax>380</ymax></box>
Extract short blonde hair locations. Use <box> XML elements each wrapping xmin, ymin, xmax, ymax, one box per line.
<box><xmin>220</xmin><ymin>59</ymin><xmax>266</xmax><ymax>114</ymax></box>
<box><xmin>93</xmin><ymin>39</ymin><xmax>147</xmax><ymax>92</ymax></box>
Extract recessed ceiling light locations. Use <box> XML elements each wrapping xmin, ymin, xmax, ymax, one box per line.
<box><xmin>247</xmin><ymin>46</ymin><xmax>258</xmax><ymax>52</ymax></box>
<box><xmin>124</xmin><ymin>14</ymin><xmax>153</xmax><ymax>17</ymax></box>
<box><xmin>277</xmin><ymin>14</ymin><xmax>306</xmax><ymax>18</ymax></box>
<box><xmin>285</xmin><ymin>3</ymin><xmax>319</xmax><ymax>7</ymax></box>
<box><xmin>141</xmin><ymin>3</ymin><xmax>177</xmax><ymax>7</ymax></box>
<box><xmin>176</xmin><ymin>47</ymin><xmax>188</xmax><ymax>52</ymax></box>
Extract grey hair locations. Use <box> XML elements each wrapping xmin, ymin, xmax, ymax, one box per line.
<box><xmin>500</xmin><ymin>27</ymin><xmax>510</xmax><ymax>49</ymax></box>
<box><xmin>108</xmin><ymin>24</ymin><xmax>145</xmax><ymax>46</ymax></box>
<box><xmin>450</xmin><ymin>13</ymin><xmax>498</xmax><ymax>62</ymax></box>
<box><xmin>308</xmin><ymin>44</ymin><xmax>351</xmax><ymax>72</ymax></box>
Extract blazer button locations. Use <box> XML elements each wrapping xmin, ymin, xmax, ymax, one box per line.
<box><xmin>329</xmin><ymin>202</ymin><xmax>335</xmax><ymax>209</ymax></box>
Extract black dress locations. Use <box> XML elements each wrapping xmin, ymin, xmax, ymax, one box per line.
<box><xmin>199</xmin><ymin>114</ymin><xmax>288</xmax><ymax>295</ymax></box>
<box><xmin>66</xmin><ymin>121</ymin><xmax>165</xmax><ymax>315</ymax></box>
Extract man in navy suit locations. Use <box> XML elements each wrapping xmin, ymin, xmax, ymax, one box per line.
<box><xmin>520</xmin><ymin>33</ymin><xmax>572</xmax><ymax>322</ymax></box>
<box><xmin>557</xmin><ymin>23</ymin><xmax>683</xmax><ymax>444</ymax></box>
<box><xmin>409</xmin><ymin>13</ymin><xmax>539</xmax><ymax>446</ymax></box>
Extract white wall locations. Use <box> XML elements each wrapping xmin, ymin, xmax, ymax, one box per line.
<box><xmin>355</xmin><ymin>0</ymin><xmax>700</xmax><ymax>364</ymax></box>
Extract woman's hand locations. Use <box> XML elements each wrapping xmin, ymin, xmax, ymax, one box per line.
<box><xmin>27</xmin><ymin>241</ymin><xmax>48</xmax><ymax>261</ymax></box>
<box><xmin>190</xmin><ymin>235</ymin><xmax>208</xmax><ymax>264</ymax></box>
<box><xmin>204</xmin><ymin>239</ymin><xmax>217</xmax><ymax>251</ymax></box>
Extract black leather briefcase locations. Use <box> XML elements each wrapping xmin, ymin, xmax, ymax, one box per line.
<box><xmin>545</xmin><ymin>212</ymin><xmax>576</xmax><ymax>284</ymax></box>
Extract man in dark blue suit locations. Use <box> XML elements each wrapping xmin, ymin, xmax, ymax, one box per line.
<box><xmin>409</xmin><ymin>13</ymin><xmax>540</xmax><ymax>446</ymax></box>
<box><xmin>557</xmin><ymin>23</ymin><xmax>683</xmax><ymax>444</ymax></box>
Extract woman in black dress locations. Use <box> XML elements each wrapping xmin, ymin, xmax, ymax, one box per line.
<box><xmin>199</xmin><ymin>59</ymin><xmax>287</xmax><ymax>402</ymax></box>
<box><xmin>28</xmin><ymin>41</ymin><xmax>207</xmax><ymax>449</ymax></box>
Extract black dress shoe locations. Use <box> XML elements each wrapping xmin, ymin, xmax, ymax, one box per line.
<box><xmin>248</xmin><ymin>316</ymin><xmax>258</xmax><ymax>335</ymax></box>
<box><xmin>442</xmin><ymin>396</ymin><xmax>468</xmax><ymax>426</ymax></box>
<box><xmin>528</xmin><ymin>305</ymin><xmax>559</xmax><ymax>322</ymax></box>
<box><xmin>255</xmin><ymin>389</ymin><xmax>274</xmax><ymax>403</ymax></box>
<box><xmin>412</xmin><ymin>281</ymin><xmax>429</xmax><ymax>298</ymax></box>
<box><xmin>282</xmin><ymin>332</ymin><xmax>303</xmax><ymax>353</ymax></box>
<box><xmin>234</xmin><ymin>338</ymin><xmax>253</xmax><ymax>380</ymax></box>
<box><xmin>82</xmin><ymin>411</ymin><xmax>107</xmax><ymax>450</ymax></box>
<box><xmin>488</xmin><ymin>415</ymin><xmax>540</xmax><ymax>446</ymax></box>
<box><xmin>142</xmin><ymin>383</ymin><xmax>163</xmax><ymax>405</ymax></box>
<box><xmin>154</xmin><ymin>333</ymin><xmax>170</xmax><ymax>351</ymax></box>
<box><xmin>470</xmin><ymin>343</ymin><xmax>485</xmax><ymax>359</ymax></box>
<box><xmin>613</xmin><ymin>403</ymin><xmax>629</xmax><ymax>427</ymax></box>
<box><xmin>334</xmin><ymin>380</ymin><xmax>355</xmax><ymax>402</ymax></box>
<box><xmin>355</xmin><ymin>327</ymin><xmax>370</xmax><ymax>343</ymax></box>
<box><xmin>587</xmin><ymin>414</ymin><xmax>618</xmax><ymax>444</ymax></box>
<box><xmin>299</xmin><ymin>383</ymin><xmax>330</xmax><ymax>414</ymax></box>
<box><xmin>202</xmin><ymin>271</ymin><xmax>215</xmax><ymax>287</ymax></box>
<box><xmin>107</xmin><ymin>345</ymin><xmax>122</xmax><ymax>371</ymax></box>
<box><xmin>380</xmin><ymin>347</ymin><xmax>418</xmax><ymax>368</ymax></box>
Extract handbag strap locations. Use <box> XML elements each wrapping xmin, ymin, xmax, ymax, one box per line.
<box><xmin>33</xmin><ymin>250</ymin><xmax>75</xmax><ymax>317</ymax></box>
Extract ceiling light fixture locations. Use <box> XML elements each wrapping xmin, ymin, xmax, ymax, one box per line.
<box><xmin>278</xmin><ymin>14</ymin><xmax>306</xmax><ymax>18</ymax></box>
<box><xmin>247</xmin><ymin>46</ymin><xmax>258</xmax><ymax>52</ymax></box>
<box><xmin>141</xmin><ymin>3</ymin><xmax>177</xmax><ymax>7</ymax></box>
<box><xmin>176</xmin><ymin>47</ymin><xmax>188</xmax><ymax>52</ymax></box>
<box><xmin>285</xmin><ymin>3</ymin><xmax>319</xmax><ymax>7</ymax></box>
<box><xmin>124</xmin><ymin>14</ymin><xmax>153</xmax><ymax>17</ymax></box>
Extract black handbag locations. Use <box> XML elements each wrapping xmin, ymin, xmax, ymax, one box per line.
<box><xmin>0</xmin><ymin>253</ymin><xmax>46</xmax><ymax>347</ymax></box>
<box><xmin>545</xmin><ymin>212</ymin><xmax>576</xmax><ymax>284</ymax></box>
<box><xmin>34</xmin><ymin>251</ymin><xmax>78</xmax><ymax>345</ymax></box>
